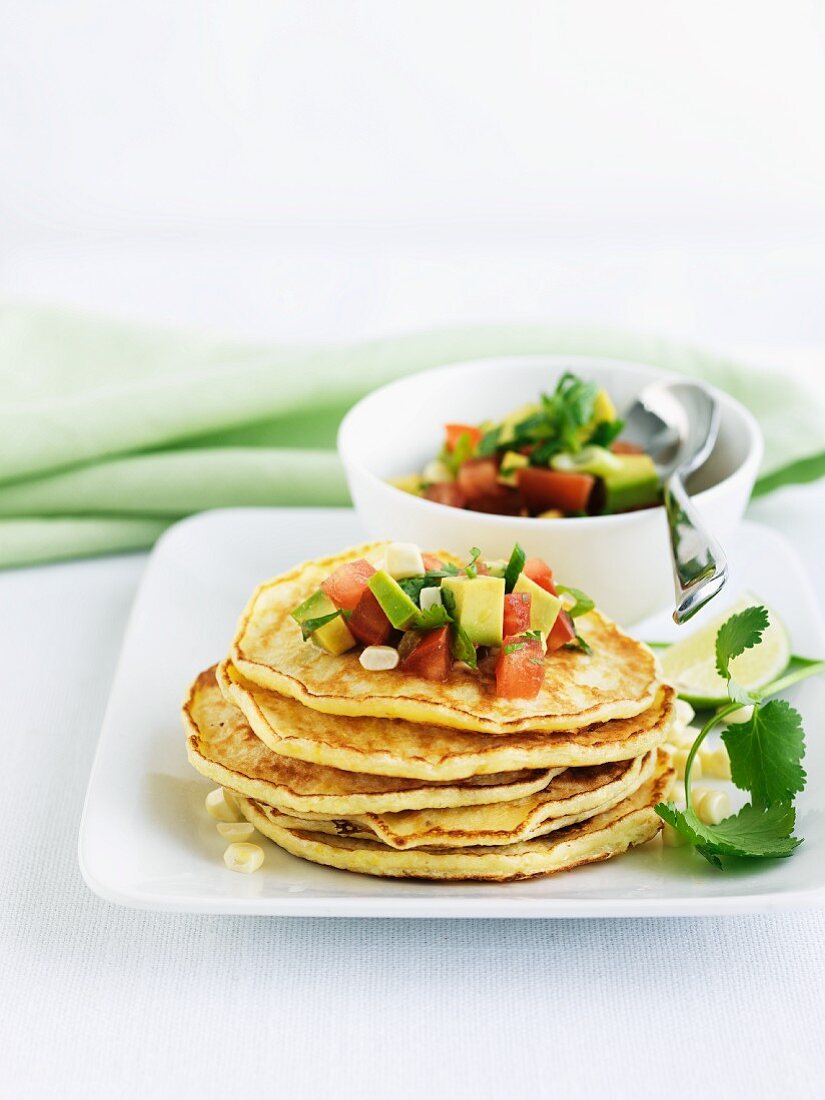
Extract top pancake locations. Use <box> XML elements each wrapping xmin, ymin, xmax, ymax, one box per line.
<box><xmin>230</xmin><ymin>542</ymin><xmax>661</xmax><ymax>735</ymax></box>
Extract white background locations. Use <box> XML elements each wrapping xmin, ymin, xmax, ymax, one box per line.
<box><xmin>3</xmin><ymin>4</ymin><xmax>825</xmax><ymax>1098</ymax></box>
<box><xmin>1</xmin><ymin>0</ymin><xmax>825</xmax><ymax>367</ymax></box>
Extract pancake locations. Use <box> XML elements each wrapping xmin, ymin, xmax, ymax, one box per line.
<box><xmin>218</xmin><ymin>660</ymin><xmax>675</xmax><ymax>780</ymax></box>
<box><xmin>237</xmin><ymin>751</ymin><xmax>674</xmax><ymax>881</ymax></box>
<box><xmin>230</xmin><ymin>543</ymin><xmax>660</xmax><ymax>734</ymax></box>
<box><xmin>184</xmin><ymin>666</ymin><xmax>560</xmax><ymax>815</ymax></box>
<box><xmin>249</xmin><ymin>749</ymin><xmax>657</xmax><ymax>850</ymax></box>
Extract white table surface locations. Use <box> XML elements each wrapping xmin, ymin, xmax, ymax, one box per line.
<box><xmin>2</xmin><ymin>479</ymin><xmax>824</xmax><ymax>1100</ymax></box>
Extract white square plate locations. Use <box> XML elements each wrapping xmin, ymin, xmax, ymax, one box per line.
<box><xmin>80</xmin><ymin>508</ymin><xmax>825</xmax><ymax>917</ymax></box>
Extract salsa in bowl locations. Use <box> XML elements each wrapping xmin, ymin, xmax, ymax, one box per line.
<box><xmin>338</xmin><ymin>356</ymin><xmax>762</xmax><ymax>624</ymax></box>
<box><xmin>393</xmin><ymin>371</ymin><xmax>661</xmax><ymax>519</ymax></box>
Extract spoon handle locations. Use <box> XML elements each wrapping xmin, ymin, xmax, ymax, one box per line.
<box><xmin>664</xmin><ymin>471</ymin><xmax>728</xmax><ymax>624</ymax></box>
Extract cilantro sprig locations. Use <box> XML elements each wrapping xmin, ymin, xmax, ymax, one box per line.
<box><xmin>298</xmin><ymin>609</ymin><xmax>348</xmax><ymax>640</ymax></box>
<box><xmin>655</xmin><ymin>605</ymin><xmax>820</xmax><ymax>867</ymax></box>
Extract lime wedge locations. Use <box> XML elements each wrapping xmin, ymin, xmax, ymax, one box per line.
<box><xmin>658</xmin><ymin>593</ymin><xmax>791</xmax><ymax>708</ymax></box>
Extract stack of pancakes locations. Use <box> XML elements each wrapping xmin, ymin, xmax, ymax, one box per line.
<box><xmin>183</xmin><ymin>544</ymin><xmax>676</xmax><ymax>882</ymax></box>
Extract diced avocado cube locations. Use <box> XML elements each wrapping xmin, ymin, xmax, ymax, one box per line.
<box><xmin>291</xmin><ymin>589</ymin><xmax>356</xmax><ymax>655</ymax></box>
<box><xmin>551</xmin><ymin>445</ymin><xmax>621</xmax><ymax>479</ymax></box>
<box><xmin>513</xmin><ymin>573</ymin><xmax>562</xmax><ymax>636</ymax></box>
<box><xmin>312</xmin><ymin>614</ymin><xmax>357</xmax><ymax>656</ymax></box>
<box><xmin>367</xmin><ymin>570</ymin><xmax>420</xmax><ymax>629</ymax></box>
<box><xmin>443</xmin><ymin>575</ymin><xmax>505</xmax><ymax>647</ymax></box>
<box><xmin>497</xmin><ymin>451</ymin><xmax>529</xmax><ymax>487</ymax></box>
<box><xmin>291</xmin><ymin>588</ymin><xmax>336</xmax><ymax>624</ymax></box>
<box><xmin>602</xmin><ymin>453</ymin><xmax>660</xmax><ymax>513</ymax></box>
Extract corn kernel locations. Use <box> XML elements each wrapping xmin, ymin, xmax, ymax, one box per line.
<box><xmin>223</xmin><ymin>842</ymin><xmax>264</xmax><ymax>874</ymax></box>
<box><xmin>359</xmin><ymin>645</ymin><xmax>400</xmax><ymax>671</ymax></box>
<box><xmin>205</xmin><ymin>787</ymin><xmax>242</xmax><ymax>823</ymax></box>
<box><xmin>673</xmin><ymin>749</ymin><xmax>702</xmax><ymax>781</ymax></box>
<box><xmin>385</xmin><ymin>542</ymin><xmax>425</xmax><ymax>580</ymax></box>
<box><xmin>217</xmin><ymin>821</ymin><xmax>255</xmax><ymax>843</ymax></box>
<box><xmin>668</xmin><ymin>725</ymin><xmax>696</xmax><ymax>750</ymax></box>
<box><xmin>419</xmin><ymin>586</ymin><xmax>444</xmax><ymax>612</ymax></box>
<box><xmin>721</xmin><ymin>704</ymin><xmax>754</xmax><ymax>725</ymax></box>
<box><xmin>423</xmin><ymin>459</ymin><xmax>453</xmax><ymax>484</ymax></box>
<box><xmin>693</xmin><ymin>788</ymin><xmax>731</xmax><ymax>826</ymax></box>
<box><xmin>674</xmin><ymin>698</ymin><xmax>695</xmax><ymax>727</ymax></box>
<box><xmin>701</xmin><ymin>745</ymin><xmax>732</xmax><ymax>780</ymax></box>
<box><xmin>669</xmin><ymin>781</ymin><xmax>686</xmax><ymax>805</ymax></box>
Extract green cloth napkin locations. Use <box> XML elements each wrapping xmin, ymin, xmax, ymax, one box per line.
<box><xmin>1</xmin><ymin>303</ymin><xmax>823</xmax><ymax>569</ymax></box>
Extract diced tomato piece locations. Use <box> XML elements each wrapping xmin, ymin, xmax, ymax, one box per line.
<box><xmin>400</xmin><ymin>625</ymin><xmax>452</xmax><ymax>682</ymax></box>
<box><xmin>424</xmin><ymin>482</ymin><xmax>468</xmax><ymax>509</ymax></box>
<box><xmin>348</xmin><ymin>588</ymin><xmax>392</xmax><ymax>646</ymax></box>
<box><xmin>445</xmin><ymin>423</ymin><xmax>483</xmax><ymax>453</ymax></box>
<box><xmin>523</xmin><ymin>557</ymin><xmax>558</xmax><ymax>596</ymax></box>
<box><xmin>546</xmin><ymin>608</ymin><xmax>577</xmax><ymax>653</ymax></box>
<box><xmin>464</xmin><ymin>486</ymin><xmax>523</xmax><ymax>516</ymax></box>
<box><xmin>457</xmin><ymin>457</ymin><xmax>500</xmax><ymax>500</ymax></box>
<box><xmin>610</xmin><ymin>440</ymin><xmax>644</xmax><ymax>455</ymax></box>
<box><xmin>496</xmin><ymin>634</ymin><xmax>545</xmax><ymax>699</ymax></box>
<box><xmin>516</xmin><ymin>467</ymin><xmax>595</xmax><ymax>515</ymax></box>
<box><xmin>421</xmin><ymin>553</ymin><xmax>445</xmax><ymax>572</ymax></box>
<box><xmin>321</xmin><ymin>558</ymin><xmax>375</xmax><ymax>611</ymax></box>
<box><xmin>503</xmin><ymin>592</ymin><xmax>531</xmax><ymax>636</ymax></box>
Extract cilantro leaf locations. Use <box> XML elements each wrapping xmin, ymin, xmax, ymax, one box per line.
<box><xmin>557</xmin><ymin>585</ymin><xmax>595</xmax><ymax>619</ymax></box>
<box><xmin>299</xmin><ymin>609</ymin><xmax>346</xmax><ymax>640</ymax></box>
<box><xmin>721</xmin><ymin>698</ymin><xmax>806</xmax><ymax>807</ymax></box>
<box><xmin>503</xmin><ymin>641</ymin><xmax>526</xmax><ymax>656</ymax></box>
<box><xmin>476</xmin><ymin>425</ymin><xmax>501</xmax><ymax>456</ymax></box>
<box><xmin>656</xmin><ymin>801</ymin><xmax>801</xmax><ymax>866</ymax></box>
<box><xmin>399</xmin><ymin>566</ymin><xmax>459</xmax><ymax>605</ymax></box>
<box><xmin>588</xmin><ymin>418</ymin><xmax>625</xmax><ymax>448</ymax></box>
<box><xmin>503</xmin><ymin>543</ymin><xmax>526</xmax><ymax>592</ymax></box>
<box><xmin>715</xmin><ymin>606</ymin><xmax>770</xmax><ymax>681</ymax></box>
<box><xmin>564</xmin><ymin>632</ymin><xmax>592</xmax><ymax>655</ymax></box>
<box><xmin>464</xmin><ymin>546</ymin><xmax>482</xmax><ymax>579</ymax></box>
<box><xmin>413</xmin><ymin>604</ymin><xmax>453</xmax><ymax>631</ymax></box>
<box><xmin>450</xmin><ymin>622</ymin><xmax>477</xmax><ymax>668</ymax></box>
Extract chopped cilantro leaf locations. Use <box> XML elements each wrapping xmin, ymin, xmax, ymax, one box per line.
<box><xmin>503</xmin><ymin>641</ymin><xmax>526</xmax><ymax>656</ymax></box>
<box><xmin>299</xmin><ymin>609</ymin><xmax>345</xmax><ymax>640</ymax></box>
<box><xmin>450</xmin><ymin>622</ymin><xmax>477</xmax><ymax>668</ymax></box>
<box><xmin>476</xmin><ymin>425</ymin><xmax>501</xmax><ymax>456</ymax></box>
<box><xmin>413</xmin><ymin>604</ymin><xmax>454</xmax><ymax>631</ymax></box>
<box><xmin>588</xmin><ymin>418</ymin><xmax>625</xmax><ymax>448</ymax></box>
<box><xmin>464</xmin><ymin>547</ymin><xmax>482</xmax><ymax>579</ymax></box>
<box><xmin>399</xmin><ymin>566</ymin><xmax>459</xmax><ymax>605</ymax></box>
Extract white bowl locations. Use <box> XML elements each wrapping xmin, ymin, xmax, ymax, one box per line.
<box><xmin>338</xmin><ymin>356</ymin><xmax>763</xmax><ymax>624</ymax></box>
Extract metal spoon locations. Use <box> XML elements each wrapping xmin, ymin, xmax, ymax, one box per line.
<box><xmin>621</xmin><ymin>380</ymin><xmax>727</xmax><ymax>624</ymax></box>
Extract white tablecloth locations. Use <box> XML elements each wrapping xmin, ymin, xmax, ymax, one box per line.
<box><xmin>2</xmin><ymin>480</ymin><xmax>824</xmax><ymax>1099</ymax></box>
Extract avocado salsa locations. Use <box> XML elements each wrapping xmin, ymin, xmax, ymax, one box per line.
<box><xmin>291</xmin><ymin>542</ymin><xmax>594</xmax><ymax>700</ymax></box>
<box><xmin>392</xmin><ymin>372</ymin><xmax>661</xmax><ymax>518</ymax></box>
